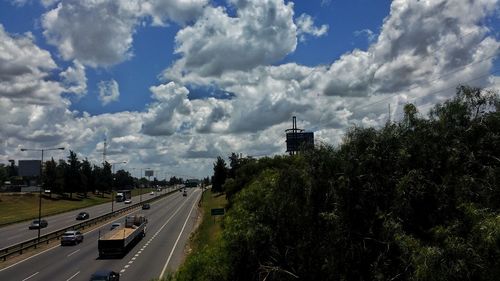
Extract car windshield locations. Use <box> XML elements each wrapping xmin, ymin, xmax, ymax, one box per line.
<box><xmin>90</xmin><ymin>276</ymin><xmax>108</xmax><ymax>281</ymax></box>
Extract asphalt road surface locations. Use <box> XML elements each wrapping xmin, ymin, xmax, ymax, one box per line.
<box><xmin>0</xmin><ymin>187</ymin><xmax>202</xmax><ymax>281</ymax></box>
<box><xmin>0</xmin><ymin>188</ymin><xmax>176</xmax><ymax>250</ymax></box>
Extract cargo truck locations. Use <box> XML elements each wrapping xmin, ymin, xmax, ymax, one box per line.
<box><xmin>115</xmin><ymin>190</ymin><xmax>132</xmax><ymax>202</ymax></box>
<box><xmin>98</xmin><ymin>215</ymin><xmax>147</xmax><ymax>257</ymax></box>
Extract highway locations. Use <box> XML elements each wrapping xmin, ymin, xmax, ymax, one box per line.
<box><xmin>0</xmin><ymin>187</ymin><xmax>202</xmax><ymax>281</ymax></box>
<box><xmin>0</xmin><ymin>188</ymin><xmax>176</xmax><ymax>250</ymax></box>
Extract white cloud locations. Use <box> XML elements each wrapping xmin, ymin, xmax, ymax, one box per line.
<box><xmin>322</xmin><ymin>0</ymin><xmax>500</xmax><ymax>99</ymax></box>
<box><xmin>40</xmin><ymin>0</ymin><xmax>213</xmax><ymax>68</ymax></box>
<box><xmin>296</xmin><ymin>13</ymin><xmax>329</xmax><ymax>41</ymax></box>
<box><xmin>165</xmin><ymin>0</ymin><xmax>297</xmax><ymax>78</ymax></box>
<box><xmin>141</xmin><ymin>82</ymin><xmax>192</xmax><ymax>136</ymax></box>
<box><xmin>141</xmin><ymin>0</ymin><xmax>208</xmax><ymax>26</ymax></box>
<box><xmin>0</xmin><ymin>24</ymin><xmax>65</xmax><ymax>105</ymax></box>
<box><xmin>2</xmin><ymin>0</ymin><xmax>499</xmax><ymax>179</ymax></box>
<box><xmin>98</xmin><ymin>80</ymin><xmax>120</xmax><ymax>105</ymax></box>
<box><xmin>354</xmin><ymin>29</ymin><xmax>376</xmax><ymax>42</ymax></box>
<box><xmin>42</xmin><ymin>0</ymin><xmax>142</xmax><ymax>67</ymax></box>
<box><xmin>60</xmin><ymin>60</ymin><xmax>87</xmax><ymax>95</ymax></box>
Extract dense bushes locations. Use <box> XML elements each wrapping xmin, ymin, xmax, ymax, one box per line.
<box><xmin>175</xmin><ymin>86</ymin><xmax>500</xmax><ymax>281</ymax></box>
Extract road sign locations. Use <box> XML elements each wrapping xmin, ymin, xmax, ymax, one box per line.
<box><xmin>211</xmin><ymin>208</ymin><xmax>225</xmax><ymax>216</ymax></box>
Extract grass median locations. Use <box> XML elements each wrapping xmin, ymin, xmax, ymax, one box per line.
<box><xmin>0</xmin><ymin>187</ymin><xmax>162</xmax><ymax>226</ymax></box>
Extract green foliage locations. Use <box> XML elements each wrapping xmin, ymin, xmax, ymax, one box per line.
<box><xmin>212</xmin><ymin>156</ymin><xmax>228</xmax><ymax>193</ymax></box>
<box><xmin>179</xmin><ymin>86</ymin><xmax>500</xmax><ymax>281</ymax></box>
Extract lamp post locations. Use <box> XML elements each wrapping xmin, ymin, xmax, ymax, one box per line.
<box><xmin>110</xmin><ymin>161</ymin><xmax>126</xmax><ymax>212</ymax></box>
<box><xmin>20</xmin><ymin>147</ymin><xmax>65</xmax><ymax>242</ymax></box>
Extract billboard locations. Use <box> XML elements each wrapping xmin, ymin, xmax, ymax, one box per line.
<box><xmin>286</xmin><ymin>132</ymin><xmax>314</xmax><ymax>152</ymax></box>
<box><xmin>18</xmin><ymin>160</ymin><xmax>41</xmax><ymax>177</ymax></box>
<box><xmin>145</xmin><ymin>170</ymin><xmax>154</xmax><ymax>177</ymax></box>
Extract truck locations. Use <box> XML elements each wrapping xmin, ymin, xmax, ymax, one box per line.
<box><xmin>98</xmin><ymin>215</ymin><xmax>147</xmax><ymax>257</ymax></box>
<box><xmin>115</xmin><ymin>190</ymin><xmax>132</xmax><ymax>202</ymax></box>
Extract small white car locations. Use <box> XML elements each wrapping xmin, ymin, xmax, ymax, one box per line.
<box><xmin>150</xmin><ymin>191</ymin><xmax>155</xmax><ymax>195</ymax></box>
<box><xmin>124</xmin><ymin>199</ymin><xmax>132</xmax><ymax>204</ymax></box>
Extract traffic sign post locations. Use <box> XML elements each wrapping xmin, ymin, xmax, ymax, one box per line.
<box><xmin>211</xmin><ymin>208</ymin><xmax>225</xmax><ymax>223</ymax></box>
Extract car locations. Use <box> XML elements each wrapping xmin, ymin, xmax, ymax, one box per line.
<box><xmin>76</xmin><ymin>212</ymin><xmax>90</xmax><ymax>220</ymax></box>
<box><xmin>150</xmin><ymin>191</ymin><xmax>155</xmax><ymax>195</ymax></box>
<box><xmin>110</xmin><ymin>222</ymin><xmax>121</xmax><ymax>230</ymax></box>
<box><xmin>89</xmin><ymin>270</ymin><xmax>120</xmax><ymax>281</ymax></box>
<box><xmin>29</xmin><ymin>219</ymin><xmax>48</xmax><ymax>229</ymax></box>
<box><xmin>124</xmin><ymin>199</ymin><xmax>132</xmax><ymax>204</ymax></box>
<box><xmin>60</xmin><ymin>230</ymin><xmax>83</xmax><ymax>245</ymax></box>
<box><xmin>182</xmin><ymin>190</ymin><xmax>187</xmax><ymax>197</ymax></box>
<box><xmin>142</xmin><ymin>203</ymin><xmax>150</xmax><ymax>210</ymax></box>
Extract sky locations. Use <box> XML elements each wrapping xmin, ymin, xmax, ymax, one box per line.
<box><xmin>0</xmin><ymin>0</ymin><xmax>499</xmax><ymax>179</ymax></box>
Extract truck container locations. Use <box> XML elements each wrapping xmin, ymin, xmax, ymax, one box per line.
<box><xmin>98</xmin><ymin>215</ymin><xmax>147</xmax><ymax>257</ymax></box>
<box><xmin>115</xmin><ymin>190</ymin><xmax>132</xmax><ymax>202</ymax></box>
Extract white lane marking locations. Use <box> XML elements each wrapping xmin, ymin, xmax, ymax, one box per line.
<box><xmin>119</xmin><ymin>190</ymin><xmax>199</xmax><ymax>274</ymax></box>
<box><xmin>67</xmin><ymin>249</ymin><xmax>80</xmax><ymax>257</ymax></box>
<box><xmin>0</xmin><ymin>192</ymin><xmax>179</xmax><ymax>272</ymax></box>
<box><xmin>160</xmin><ymin>191</ymin><xmax>200</xmax><ymax>278</ymax></box>
<box><xmin>21</xmin><ymin>272</ymin><xmax>39</xmax><ymax>281</ymax></box>
<box><xmin>0</xmin><ymin>244</ymin><xmax>60</xmax><ymax>273</ymax></box>
<box><xmin>66</xmin><ymin>271</ymin><xmax>80</xmax><ymax>281</ymax></box>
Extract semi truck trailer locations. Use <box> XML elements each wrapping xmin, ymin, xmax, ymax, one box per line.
<box><xmin>98</xmin><ymin>215</ymin><xmax>147</xmax><ymax>257</ymax></box>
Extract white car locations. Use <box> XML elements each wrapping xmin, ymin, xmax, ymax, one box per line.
<box><xmin>124</xmin><ymin>199</ymin><xmax>132</xmax><ymax>204</ymax></box>
<box><xmin>150</xmin><ymin>191</ymin><xmax>155</xmax><ymax>195</ymax></box>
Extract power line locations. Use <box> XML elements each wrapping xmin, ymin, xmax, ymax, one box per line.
<box><xmin>353</xmin><ymin>53</ymin><xmax>499</xmax><ymax>112</ymax></box>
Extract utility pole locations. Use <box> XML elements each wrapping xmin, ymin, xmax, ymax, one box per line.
<box><xmin>388</xmin><ymin>104</ymin><xmax>391</xmax><ymax>123</ymax></box>
<box><xmin>102</xmin><ymin>137</ymin><xmax>107</xmax><ymax>164</ymax></box>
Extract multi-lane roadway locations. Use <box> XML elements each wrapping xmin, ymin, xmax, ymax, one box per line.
<box><xmin>0</xmin><ymin>187</ymin><xmax>202</xmax><ymax>281</ymax></box>
<box><xmin>0</xmin><ymin>188</ymin><xmax>175</xmax><ymax>250</ymax></box>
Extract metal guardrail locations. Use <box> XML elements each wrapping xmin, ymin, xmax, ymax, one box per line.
<box><xmin>0</xmin><ymin>188</ymin><xmax>181</xmax><ymax>262</ymax></box>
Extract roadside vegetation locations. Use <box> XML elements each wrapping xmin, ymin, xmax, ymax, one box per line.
<box><xmin>189</xmin><ymin>189</ymin><xmax>227</xmax><ymax>253</ymax></box>
<box><xmin>173</xmin><ymin>86</ymin><xmax>500</xmax><ymax>281</ymax></box>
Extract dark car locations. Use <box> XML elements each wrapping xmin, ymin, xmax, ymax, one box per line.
<box><xmin>89</xmin><ymin>270</ymin><xmax>120</xmax><ymax>281</ymax></box>
<box><xmin>29</xmin><ymin>219</ymin><xmax>48</xmax><ymax>229</ymax></box>
<box><xmin>61</xmin><ymin>230</ymin><xmax>83</xmax><ymax>245</ymax></box>
<box><xmin>142</xmin><ymin>203</ymin><xmax>150</xmax><ymax>210</ymax></box>
<box><xmin>76</xmin><ymin>212</ymin><xmax>90</xmax><ymax>220</ymax></box>
<box><xmin>182</xmin><ymin>190</ymin><xmax>187</xmax><ymax>197</ymax></box>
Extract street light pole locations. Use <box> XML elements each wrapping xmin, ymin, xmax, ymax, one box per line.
<box><xmin>20</xmin><ymin>147</ymin><xmax>64</xmax><ymax>242</ymax></box>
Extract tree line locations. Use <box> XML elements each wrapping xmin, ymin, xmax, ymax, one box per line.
<box><xmin>0</xmin><ymin>151</ymin><xmax>188</xmax><ymax>198</ymax></box>
<box><xmin>175</xmin><ymin>86</ymin><xmax>500</xmax><ymax>281</ymax></box>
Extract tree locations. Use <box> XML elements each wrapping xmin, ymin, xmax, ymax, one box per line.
<box><xmin>43</xmin><ymin>158</ymin><xmax>57</xmax><ymax>198</ymax></box>
<box><xmin>0</xmin><ymin>164</ymin><xmax>8</xmax><ymax>186</ymax></box>
<box><xmin>65</xmin><ymin>150</ymin><xmax>81</xmax><ymax>198</ymax></box>
<box><xmin>80</xmin><ymin>158</ymin><xmax>93</xmax><ymax>198</ymax></box>
<box><xmin>177</xmin><ymin>86</ymin><xmax>500</xmax><ymax>281</ymax></box>
<box><xmin>101</xmin><ymin>162</ymin><xmax>112</xmax><ymax>193</ymax></box>
<box><xmin>114</xmin><ymin>169</ymin><xmax>134</xmax><ymax>188</ymax></box>
<box><xmin>54</xmin><ymin>160</ymin><xmax>67</xmax><ymax>196</ymax></box>
<box><xmin>212</xmin><ymin>156</ymin><xmax>227</xmax><ymax>193</ymax></box>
